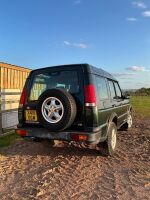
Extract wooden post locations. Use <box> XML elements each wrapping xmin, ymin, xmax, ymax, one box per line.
<box><xmin>0</xmin><ymin>105</ymin><xmax>2</xmax><ymax>135</ymax></box>
<box><xmin>0</xmin><ymin>66</ymin><xmax>3</xmax><ymax>134</ymax></box>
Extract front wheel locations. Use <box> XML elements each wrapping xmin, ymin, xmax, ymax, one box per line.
<box><xmin>121</xmin><ymin>112</ymin><xmax>133</xmax><ymax>131</ymax></box>
<box><xmin>99</xmin><ymin>122</ymin><xmax>117</xmax><ymax>156</ymax></box>
<box><xmin>126</xmin><ymin>113</ymin><xmax>133</xmax><ymax>129</ymax></box>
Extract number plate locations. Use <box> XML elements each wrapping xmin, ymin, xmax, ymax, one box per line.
<box><xmin>25</xmin><ymin>110</ymin><xmax>38</xmax><ymax>122</ymax></box>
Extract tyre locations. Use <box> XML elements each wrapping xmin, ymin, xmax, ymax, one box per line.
<box><xmin>37</xmin><ymin>89</ymin><xmax>77</xmax><ymax>131</ymax></box>
<box><xmin>42</xmin><ymin>139</ymin><xmax>55</xmax><ymax>147</ymax></box>
<box><xmin>32</xmin><ymin>137</ymin><xmax>43</xmax><ymax>142</ymax></box>
<box><xmin>99</xmin><ymin>122</ymin><xmax>117</xmax><ymax>156</ymax></box>
<box><xmin>120</xmin><ymin>112</ymin><xmax>133</xmax><ymax>131</ymax></box>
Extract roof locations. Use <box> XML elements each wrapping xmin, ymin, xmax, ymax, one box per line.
<box><xmin>0</xmin><ymin>62</ymin><xmax>31</xmax><ymax>72</ymax></box>
<box><xmin>84</xmin><ymin>64</ymin><xmax>117</xmax><ymax>81</ymax></box>
<box><xmin>31</xmin><ymin>63</ymin><xmax>117</xmax><ymax>81</ymax></box>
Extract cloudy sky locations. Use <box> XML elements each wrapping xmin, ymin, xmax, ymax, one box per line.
<box><xmin>0</xmin><ymin>0</ymin><xmax>150</xmax><ymax>89</ymax></box>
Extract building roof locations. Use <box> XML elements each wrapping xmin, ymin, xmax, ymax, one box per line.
<box><xmin>0</xmin><ymin>62</ymin><xmax>31</xmax><ymax>72</ymax></box>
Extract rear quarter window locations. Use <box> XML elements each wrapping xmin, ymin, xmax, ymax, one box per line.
<box><xmin>95</xmin><ymin>76</ymin><xmax>109</xmax><ymax>100</ymax></box>
<box><xmin>114</xmin><ymin>82</ymin><xmax>122</xmax><ymax>99</ymax></box>
<box><xmin>108</xmin><ymin>80</ymin><xmax>116</xmax><ymax>99</ymax></box>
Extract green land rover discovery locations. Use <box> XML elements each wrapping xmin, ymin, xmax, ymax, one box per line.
<box><xmin>16</xmin><ymin>64</ymin><xmax>132</xmax><ymax>156</ymax></box>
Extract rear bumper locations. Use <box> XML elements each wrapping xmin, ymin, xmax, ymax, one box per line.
<box><xmin>15</xmin><ymin>127</ymin><xmax>104</xmax><ymax>144</ymax></box>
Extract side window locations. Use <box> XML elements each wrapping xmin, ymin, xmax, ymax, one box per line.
<box><xmin>108</xmin><ymin>80</ymin><xmax>116</xmax><ymax>99</ymax></box>
<box><xmin>96</xmin><ymin>76</ymin><xmax>109</xmax><ymax>99</ymax></box>
<box><xmin>114</xmin><ymin>82</ymin><xmax>122</xmax><ymax>98</ymax></box>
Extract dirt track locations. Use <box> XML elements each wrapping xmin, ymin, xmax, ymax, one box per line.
<box><xmin>0</xmin><ymin>116</ymin><xmax>150</xmax><ymax>200</ymax></box>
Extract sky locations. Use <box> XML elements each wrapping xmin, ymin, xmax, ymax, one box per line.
<box><xmin>0</xmin><ymin>0</ymin><xmax>150</xmax><ymax>89</ymax></box>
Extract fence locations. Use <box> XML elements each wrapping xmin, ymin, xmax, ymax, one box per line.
<box><xmin>0</xmin><ymin>62</ymin><xmax>31</xmax><ymax>135</ymax></box>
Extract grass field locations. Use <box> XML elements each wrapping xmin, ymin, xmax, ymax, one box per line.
<box><xmin>0</xmin><ymin>132</ymin><xmax>19</xmax><ymax>148</ymax></box>
<box><xmin>130</xmin><ymin>96</ymin><xmax>150</xmax><ymax>118</ymax></box>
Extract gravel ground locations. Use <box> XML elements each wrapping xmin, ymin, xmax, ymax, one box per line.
<box><xmin>0</xmin><ymin>116</ymin><xmax>150</xmax><ymax>200</ymax></box>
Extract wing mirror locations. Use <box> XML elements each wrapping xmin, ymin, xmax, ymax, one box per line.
<box><xmin>122</xmin><ymin>93</ymin><xmax>130</xmax><ymax>99</ymax></box>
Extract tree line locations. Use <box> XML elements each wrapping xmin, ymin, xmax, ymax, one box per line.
<box><xmin>125</xmin><ymin>88</ymin><xmax>150</xmax><ymax>96</ymax></box>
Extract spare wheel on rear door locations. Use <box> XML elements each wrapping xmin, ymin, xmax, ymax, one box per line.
<box><xmin>37</xmin><ymin>89</ymin><xmax>77</xmax><ymax>131</ymax></box>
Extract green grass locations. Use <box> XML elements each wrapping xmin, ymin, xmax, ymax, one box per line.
<box><xmin>130</xmin><ymin>96</ymin><xmax>150</xmax><ymax>118</ymax></box>
<box><xmin>0</xmin><ymin>132</ymin><xmax>19</xmax><ymax>148</ymax></box>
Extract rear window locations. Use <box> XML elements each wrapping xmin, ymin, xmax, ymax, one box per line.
<box><xmin>28</xmin><ymin>70</ymin><xmax>79</xmax><ymax>101</ymax></box>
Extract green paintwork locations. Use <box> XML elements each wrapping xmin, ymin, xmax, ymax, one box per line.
<box><xmin>18</xmin><ymin>64</ymin><xmax>131</xmax><ymax>142</ymax></box>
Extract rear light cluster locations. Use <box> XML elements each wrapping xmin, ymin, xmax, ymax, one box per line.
<box><xmin>84</xmin><ymin>84</ymin><xmax>96</xmax><ymax>107</ymax></box>
<box><xmin>16</xmin><ymin>129</ymin><xmax>27</xmax><ymax>137</ymax></box>
<box><xmin>71</xmin><ymin>134</ymin><xmax>87</xmax><ymax>141</ymax></box>
<box><xmin>19</xmin><ymin>89</ymin><xmax>26</xmax><ymax>108</ymax></box>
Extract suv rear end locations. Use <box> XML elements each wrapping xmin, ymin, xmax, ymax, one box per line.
<box><xmin>17</xmin><ymin>64</ymin><xmax>101</xmax><ymax>144</ymax></box>
<box><xmin>16</xmin><ymin>63</ymin><xmax>132</xmax><ymax>156</ymax></box>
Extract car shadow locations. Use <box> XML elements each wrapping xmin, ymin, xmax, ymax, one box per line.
<box><xmin>1</xmin><ymin>139</ymin><xmax>106</xmax><ymax>158</ymax></box>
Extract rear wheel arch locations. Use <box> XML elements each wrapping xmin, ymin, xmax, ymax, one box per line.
<box><xmin>104</xmin><ymin>113</ymin><xmax>118</xmax><ymax>138</ymax></box>
<box><xmin>99</xmin><ymin>121</ymin><xmax>117</xmax><ymax>156</ymax></box>
<box><xmin>107</xmin><ymin>113</ymin><xmax>118</xmax><ymax>127</ymax></box>
<box><xmin>112</xmin><ymin>116</ymin><xmax>117</xmax><ymax>126</ymax></box>
<box><xmin>99</xmin><ymin>113</ymin><xmax>118</xmax><ymax>156</ymax></box>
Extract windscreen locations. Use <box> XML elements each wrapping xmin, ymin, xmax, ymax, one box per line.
<box><xmin>28</xmin><ymin>70</ymin><xmax>79</xmax><ymax>101</ymax></box>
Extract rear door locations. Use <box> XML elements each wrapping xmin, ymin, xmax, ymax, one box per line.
<box><xmin>23</xmin><ymin>66</ymin><xmax>85</xmax><ymax>130</ymax></box>
<box><xmin>95</xmin><ymin>75</ymin><xmax>112</xmax><ymax>128</ymax></box>
<box><xmin>108</xmin><ymin>80</ymin><xmax>128</xmax><ymax>126</ymax></box>
<box><xmin>114</xmin><ymin>82</ymin><xmax>129</xmax><ymax>122</ymax></box>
